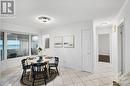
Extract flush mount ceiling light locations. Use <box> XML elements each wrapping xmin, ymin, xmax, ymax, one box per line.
<box><xmin>36</xmin><ymin>16</ymin><xmax>52</xmax><ymax>23</ymax></box>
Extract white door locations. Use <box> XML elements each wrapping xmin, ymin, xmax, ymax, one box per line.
<box><xmin>82</xmin><ymin>30</ymin><xmax>93</xmax><ymax>72</ymax></box>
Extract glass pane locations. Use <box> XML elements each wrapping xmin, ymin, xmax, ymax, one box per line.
<box><xmin>7</xmin><ymin>33</ymin><xmax>29</xmax><ymax>59</ymax></box>
<box><xmin>43</xmin><ymin>34</ymin><xmax>50</xmax><ymax>49</ymax></box>
<box><xmin>45</xmin><ymin>38</ymin><xmax>49</xmax><ymax>48</ymax></box>
<box><xmin>0</xmin><ymin>32</ymin><xmax>4</xmax><ymax>61</ymax></box>
<box><xmin>31</xmin><ymin>35</ymin><xmax>38</xmax><ymax>55</ymax></box>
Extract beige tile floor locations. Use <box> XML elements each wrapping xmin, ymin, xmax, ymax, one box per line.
<box><xmin>120</xmin><ymin>72</ymin><xmax>130</xmax><ymax>86</ymax></box>
<box><xmin>0</xmin><ymin>62</ymin><xmax>113</xmax><ymax>86</ymax></box>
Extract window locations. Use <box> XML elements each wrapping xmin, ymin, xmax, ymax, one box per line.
<box><xmin>7</xmin><ymin>33</ymin><xmax>29</xmax><ymax>59</ymax></box>
<box><xmin>0</xmin><ymin>32</ymin><xmax>4</xmax><ymax>61</ymax></box>
<box><xmin>0</xmin><ymin>32</ymin><xmax>39</xmax><ymax>60</ymax></box>
<box><xmin>31</xmin><ymin>35</ymin><xmax>38</xmax><ymax>55</ymax></box>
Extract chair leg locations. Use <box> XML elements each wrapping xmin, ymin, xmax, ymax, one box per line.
<box><xmin>21</xmin><ymin>73</ymin><xmax>24</xmax><ymax>80</ymax></box>
<box><xmin>56</xmin><ymin>67</ymin><xmax>59</xmax><ymax>75</ymax></box>
<box><xmin>44</xmin><ymin>78</ymin><xmax>47</xmax><ymax>85</ymax></box>
<box><xmin>21</xmin><ymin>69</ymin><xmax>25</xmax><ymax>80</ymax></box>
<box><xmin>25</xmin><ymin>70</ymin><xmax>27</xmax><ymax>74</ymax></box>
<box><xmin>43</xmin><ymin>72</ymin><xmax>47</xmax><ymax>85</ymax></box>
<box><xmin>32</xmin><ymin>78</ymin><xmax>34</xmax><ymax>86</ymax></box>
<box><xmin>49</xmin><ymin>67</ymin><xmax>51</xmax><ymax>74</ymax></box>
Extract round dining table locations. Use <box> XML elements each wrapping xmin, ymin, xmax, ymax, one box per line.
<box><xmin>26</xmin><ymin>56</ymin><xmax>53</xmax><ymax>81</ymax></box>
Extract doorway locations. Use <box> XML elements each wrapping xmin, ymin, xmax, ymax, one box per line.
<box><xmin>98</xmin><ymin>34</ymin><xmax>110</xmax><ymax>63</ymax></box>
<box><xmin>95</xmin><ymin>33</ymin><xmax>112</xmax><ymax>73</ymax></box>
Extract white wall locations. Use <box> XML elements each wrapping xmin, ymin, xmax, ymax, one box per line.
<box><xmin>1</xmin><ymin>23</ymin><xmax>40</xmax><ymax>34</ymax></box>
<box><xmin>115</xmin><ymin>0</ymin><xmax>130</xmax><ymax>74</ymax></box>
<box><xmin>42</xmin><ymin>21</ymin><xmax>93</xmax><ymax>70</ymax></box>
<box><xmin>98</xmin><ymin>34</ymin><xmax>110</xmax><ymax>55</ymax></box>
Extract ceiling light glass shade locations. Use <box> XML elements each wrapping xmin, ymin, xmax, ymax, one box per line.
<box><xmin>38</xmin><ymin>16</ymin><xmax>51</xmax><ymax>23</ymax></box>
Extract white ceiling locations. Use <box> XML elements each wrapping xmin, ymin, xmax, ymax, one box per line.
<box><xmin>2</xmin><ymin>0</ymin><xmax>125</xmax><ymax>29</ymax></box>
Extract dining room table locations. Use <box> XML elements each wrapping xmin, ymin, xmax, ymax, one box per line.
<box><xmin>26</xmin><ymin>56</ymin><xmax>53</xmax><ymax>81</ymax></box>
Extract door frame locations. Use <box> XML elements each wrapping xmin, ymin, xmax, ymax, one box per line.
<box><xmin>94</xmin><ymin>28</ymin><xmax>113</xmax><ymax>72</ymax></box>
<box><xmin>118</xmin><ymin>20</ymin><xmax>125</xmax><ymax>75</ymax></box>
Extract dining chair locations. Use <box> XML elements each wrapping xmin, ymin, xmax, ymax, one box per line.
<box><xmin>49</xmin><ymin>57</ymin><xmax>59</xmax><ymax>75</ymax></box>
<box><xmin>21</xmin><ymin>59</ymin><xmax>31</xmax><ymax>80</ymax></box>
<box><xmin>32</xmin><ymin>62</ymin><xmax>48</xmax><ymax>86</ymax></box>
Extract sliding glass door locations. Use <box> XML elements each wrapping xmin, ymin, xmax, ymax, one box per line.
<box><xmin>7</xmin><ymin>33</ymin><xmax>29</xmax><ymax>59</ymax></box>
<box><xmin>0</xmin><ymin>32</ymin><xmax>4</xmax><ymax>61</ymax></box>
<box><xmin>0</xmin><ymin>32</ymin><xmax>38</xmax><ymax>60</ymax></box>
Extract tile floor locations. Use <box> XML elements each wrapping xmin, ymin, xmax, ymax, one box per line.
<box><xmin>120</xmin><ymin>72</ymin><xmax>130</xmax><ymax>86</ymax></box>
<box><xmin>0</xmin><ymin>62</ymin><xmax>113</xmax><ymax>86</ymax></box>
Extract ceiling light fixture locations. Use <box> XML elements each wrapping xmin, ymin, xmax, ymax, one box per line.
<box><xmin>37</xmin><ymin>16</ymin><xmax>51</xmax><ymax>23</ymax></box>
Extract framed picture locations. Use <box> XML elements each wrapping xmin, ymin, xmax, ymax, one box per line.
<box><xmin>63</xmin><ymin>35</ymin><xmax>74</xmax><ymax>48</ymax></box>
<box><xmin>54</xmin><ymin>36</ymin><xmax>63</xmax><ymax>48</ymax></box>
